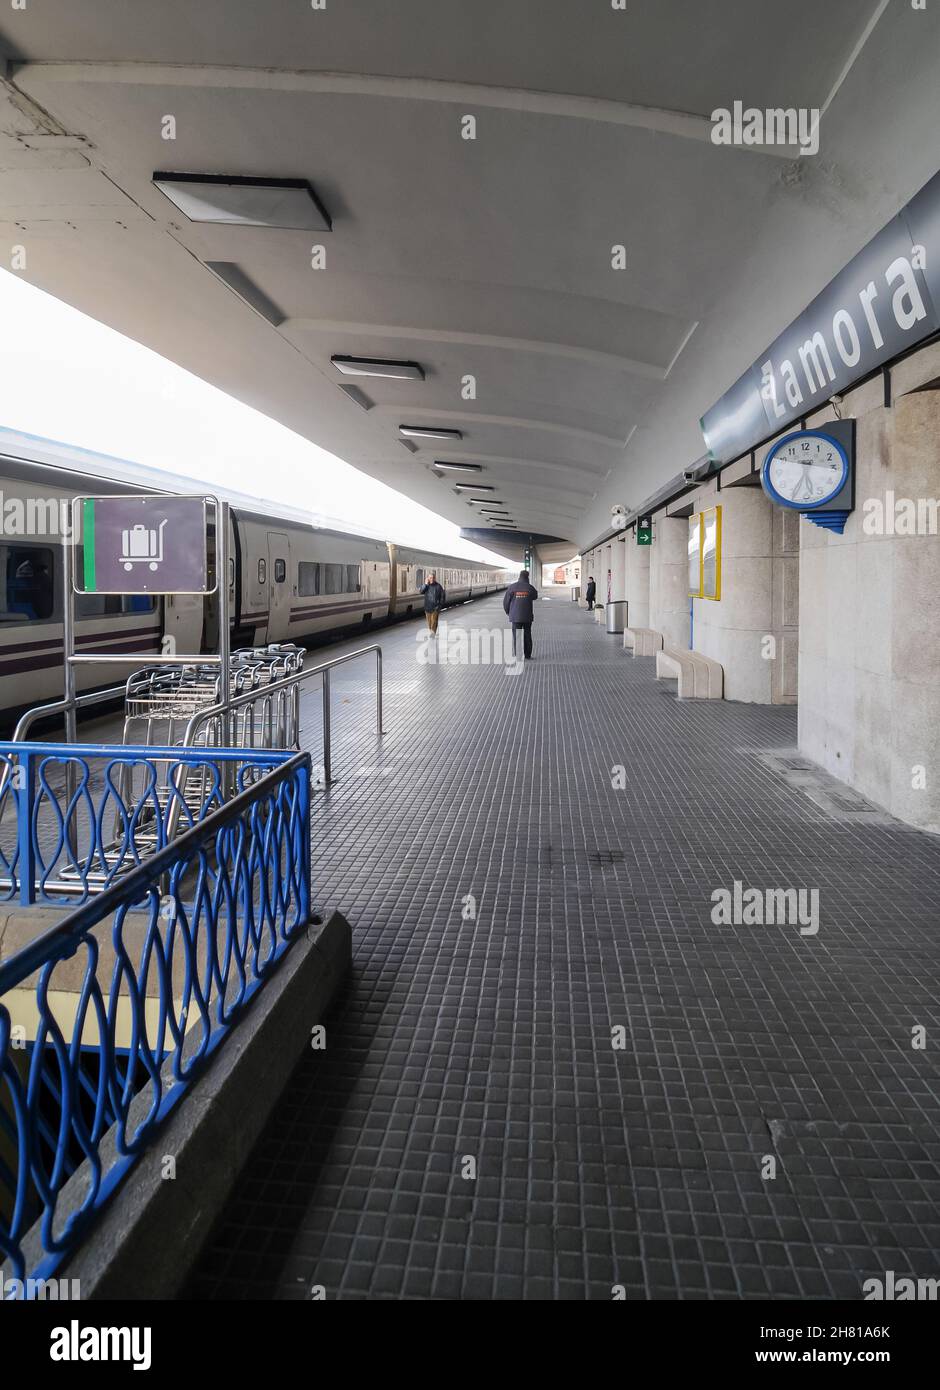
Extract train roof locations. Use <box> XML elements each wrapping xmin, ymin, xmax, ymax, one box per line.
<box><xmin>0</xmin><ymin>427</ymin><xmax>513</xmax><ymax>569</ymax></box>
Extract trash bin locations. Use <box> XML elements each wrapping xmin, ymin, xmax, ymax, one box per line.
<box><xmin>571</xmin><ymin>586</ymin><xmax>580</xmax><ymax>602</ymax></box>
<box><xmin>606</xmin><ymin>600</ymin><xmax>628</xmax><ymax>634</ymax></box>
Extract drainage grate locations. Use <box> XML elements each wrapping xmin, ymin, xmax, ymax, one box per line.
<box><xmin>587</xmin><ymin>848</ymin><xmax>626</xmax><ymax>867</ymax></box>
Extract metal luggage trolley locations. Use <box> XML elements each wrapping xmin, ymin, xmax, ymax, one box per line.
<box><xmin>117</xmin><ymin>643</ymin><xmax>306</xmax><ymax>850</ymax></box>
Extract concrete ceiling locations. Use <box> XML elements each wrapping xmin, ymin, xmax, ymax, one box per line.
<box><xmin>0</xmin><ymin>1</ymin><xmax>937</xmax><ymax>563</ymax></box>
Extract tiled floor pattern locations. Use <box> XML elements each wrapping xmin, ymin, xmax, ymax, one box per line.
<box><xmin>183</xmin><ymin>594</ymin><xmax>940</xmax><ymax>1299</ymax></box>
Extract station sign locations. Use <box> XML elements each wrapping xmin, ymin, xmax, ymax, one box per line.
<box><xmin>701</xmin><ymin>166</ymin><xmax>940</xmax><ymax>466</ymax></box>
<box><xmin>636</xmin><ymin>516</ymin><xmax>653</xmax><ymax>545</ymax></box>
<box><xmin>76</xmin><ymin>495</ymin><xmax>210</xmax><ymax>594</ymax></box>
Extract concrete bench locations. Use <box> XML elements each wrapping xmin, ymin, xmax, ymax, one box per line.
<box><xmin>623</xmin><ymin>627</ymin><xmax>663</xmax><ymax>657</ymax></box>
<box><xmin>655</xmin><ymin>645</ymin><xmax>723</xmax><ymax>699</ymax></box>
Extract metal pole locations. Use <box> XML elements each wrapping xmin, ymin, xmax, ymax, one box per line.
<box><xmin>376</xmin><ymin>647</ymin><xmax>383</xmax><ymax>737</ymax></box>
<box><xmin>62</xmin><ymin>513</ymin><xmax>77</xmax><ymax>745</ymax></box>
<box><xmin>217</xmin><ymin>499</ymin><xmax>231</xmax><ymax>745</ymax></box>
<box><xmin>63</xmin><ymin>516</ymin><xmax>78</xmax><ymax>865</ymax></box>
<box><xmin>322</xmin><ymin>668</ymin><xmax>331</xmax><ymax>786</ymax></box>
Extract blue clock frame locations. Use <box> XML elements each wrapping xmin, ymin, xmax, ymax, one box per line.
<box><xmin>760</xmin><ymin>421</ymin><xmax>855</xmax><ymax>534</ymax></box>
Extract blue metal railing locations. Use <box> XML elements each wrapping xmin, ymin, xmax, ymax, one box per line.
<box><xmin>0</xmin><ymin>747</ymin><xmax>311</xmax><ymax>1286</ymax></box>
<box><xmin>0</xmin><ymin>741</ymin><xmax>280</xmax><ymax>905</ymax></box>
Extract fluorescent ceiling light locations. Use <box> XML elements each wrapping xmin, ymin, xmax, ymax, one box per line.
<box><xmin>433</xmin><ymin>461</ymin><xmax>482</xmax><ymax>472</ymax></box>
<box><xmin>204</xmin><ymin>262</ymin><xmax>285</xmax><ymax>327</ymax></box>
<box><xmin>399</xmin><ymin>425</ymin><xmax>463</xmax><ymax>441</ymax></box>
<box><xmin>469</xmin><ymin>497</ymin><xmax>501</xmax><ymax>504</ymax></box>
<box><xmin>332</xmin><ymin>355</ymin><xmax>424</xmax><ymax>381</ymax></box>
<box><xmin>338</xmin><ymin>384</ymin><xmax>373</xmax><ymax>411</ymax></box>
<box><xmin>454</xmin><ymin>483</ymin><xmax>493</xmax><ymax>491</ymax></box>
<box><xmin>153</xmin><ymin>172</ymin><xmax>332</xmax><ymax>230</ymax></box>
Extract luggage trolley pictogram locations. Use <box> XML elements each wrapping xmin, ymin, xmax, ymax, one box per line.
<box><xmin>120</xmin><ymin>518</ymin><xmax>168</xmax><ymax>572</ymax></box>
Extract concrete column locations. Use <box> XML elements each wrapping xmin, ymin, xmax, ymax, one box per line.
<box><xmin>609</xmin><ymin>533</ymin><xmax>627</xmax><ymax>603</ymax></box>
<box><xmin>799</xmin><ymin>387</ymin><xmax>940</xmax><ymax>833</ymax></box>
<box><xmin>690</xmin><ymin>481</ymin><xmax>776</xmax><ymax>703</ymax></box>
<box><xmin>625</xmin><ymin>527</ymin><xmax>651</xmax><ymax>628</ymax></box>
<box><xmin>770</xmin><ymin>507</ymin><xmax>800</xmax><ymax>703</ymax></box>
<box><xmin>648</xmin><ymin>514</ymin><xmax>690</xmax><ymax>648</ymax></box>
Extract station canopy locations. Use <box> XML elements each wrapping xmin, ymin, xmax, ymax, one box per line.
<box><xmin>1</xmin><ymin>1</ymin><xmax>937</xmax><ymax>561</ymax></box>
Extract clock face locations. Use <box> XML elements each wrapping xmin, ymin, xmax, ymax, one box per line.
<box><xmin>764</xmin><ymin>432</ymin><xmax>848</xmax><ymax>509</ymax></box>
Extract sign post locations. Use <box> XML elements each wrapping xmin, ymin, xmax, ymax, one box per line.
<box><xmin>65</xmin><ymin>493</ymin><xmax>229</xmax><ymax>737</ymax></box>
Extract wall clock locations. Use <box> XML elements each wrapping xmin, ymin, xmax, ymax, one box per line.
<box><xmin>760</xmin><ymin>420</ymin><xmax>855</xmax><ymax>533</ymax></box>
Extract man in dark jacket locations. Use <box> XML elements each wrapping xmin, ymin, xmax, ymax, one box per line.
<box><xmin>503</xmin><ymin>569</ymin><xmax>539</xmax><ymax>660</ymax></box>
<box><xmin>421</xmin><ymin>572</ymin><xmax>446</xmax><ymax>635</ymax></box>
<box><xmin>585</xmin><ymin>576</ymin><xmax>596</xmax><ymax>611</ymax></box>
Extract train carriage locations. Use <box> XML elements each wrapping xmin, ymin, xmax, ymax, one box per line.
<box><xmin>0</xmin><ymin>431</ymin><xmax>511</xmax><ymax>725</ymax></box>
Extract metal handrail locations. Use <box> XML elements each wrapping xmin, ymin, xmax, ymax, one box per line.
<box><xmin>0</xmin><ymin>748</ymin><xmax>310</xmax><ymax>1287</ymax></box>
<box><xmin>10</xmin><ymin>680</ymin><xmax>130</xmax><ymax>743</ymax></box>
<box><xmin>181</xmin><ymin>642</ymin><xmax>384</xmax><ymax>786</ymax></box>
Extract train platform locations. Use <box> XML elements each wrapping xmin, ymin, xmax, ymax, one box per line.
<box><xmin>159</xmin><ymin>591</ymin><xmax>940</xmax><ymax>1301</ymax></box>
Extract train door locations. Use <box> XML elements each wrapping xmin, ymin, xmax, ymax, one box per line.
<box><xmin>163</xmin><ymin>594</ymin><xmax>204</xmax><ymax>656</ymax></box>
<box><xmin>266</xmin><ymin>531</ymin><xmax>291</xmax><ymax>641</ymax></box>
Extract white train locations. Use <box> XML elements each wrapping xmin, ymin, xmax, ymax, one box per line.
<box><xmin>0</xmin><ymin>433</ymin><xmax>512</xmax><ymax>726</ymax></box>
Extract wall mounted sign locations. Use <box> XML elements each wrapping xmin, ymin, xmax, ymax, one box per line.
<box><xmin>701</xmin><ymin>506</ymin><xmax>722</xmax><ymax>600</ymax></box>
<box><xmin>760</xmin><ymin>419</ymin><xmax>855</xmax><ymax>533</ymax></box>
<box><xmin>76</xmin><ymin>495</ymin><xmax>211</xmax><ymax>594</ymax></box>
<box><xmin>701</xmin><ymin>166</ymin><xmax>940</xmax><ymax>466</ymax></box>
<box><xmin>637</xmin><ymin>515</ymin><xmax>653</xmax><ymax>545</ymax></box>
<box><xmin>688</xmin><ymin>514</ymin><xmax>703</xmax><ymax>597</ymax></box>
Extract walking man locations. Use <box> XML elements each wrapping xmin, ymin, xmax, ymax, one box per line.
<box><xmin>585</xmin><ymin>575</ymin><xmax>596</xmax><ymax>611</ymax></box>
<box><xmin>421</xmin><ymin>572</ymin><xmax>446</xmax><ymax>635</ymax></box>
<box><xmin>503</xmin><ymin>568</ymin><xmax>539</xmax><ymax>660</ymax></box>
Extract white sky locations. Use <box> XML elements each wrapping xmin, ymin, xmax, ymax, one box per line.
<box><xmin>0</xmin><ymin>268</ymin><xmax>512</xmax><ymax>566</ymax></box>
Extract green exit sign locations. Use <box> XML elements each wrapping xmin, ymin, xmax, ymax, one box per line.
<box><xmin>637</xmin><ymin>516</ymin><xmax>652</xmax><ymax>545</ymax></box>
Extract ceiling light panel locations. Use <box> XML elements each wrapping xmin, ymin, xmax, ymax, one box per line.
<box><xmin>153</xmin><ymin>173</ymin><xmax>332</xmax><ymax>230</ymax></box>
<box><xmin>399</xmin><ymin>426</ymin><xmax>463</xmax><ymax>441</ymax></box>
<box><xmin>332</xmin><ymin>356</ymin><xmax>424</xmax><ymax>381</ymax></box>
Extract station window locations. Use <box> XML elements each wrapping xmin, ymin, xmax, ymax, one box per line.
<box><xmin>258</xmin><ymin>558</ymin><xmax>266</xmax><ymax>585</ymax></box>
<box><xmin>298</xmin><ymin>561</ymin><xmax>320</xmax><ymax>597</ymax></box>
<box><xmin>274</xmin><ymin>558</ymin><xmax>287</xmax><ymax>584</ymax></box>
<box><xmin>0</xmin><ymin>544</ymin><xmax>56</xmax><ymax>623</ymax></box>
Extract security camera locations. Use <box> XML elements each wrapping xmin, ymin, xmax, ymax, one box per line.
<box><xmin>682</xmin><ymin>467</ymin><xmax>699</xmax><ymax>482</ymax></box>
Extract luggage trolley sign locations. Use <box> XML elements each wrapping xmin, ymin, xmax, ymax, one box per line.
<box><xmin>76</xmin><ymin>495</ymin><xmax>211</xmax><ymax>594</ymax></box>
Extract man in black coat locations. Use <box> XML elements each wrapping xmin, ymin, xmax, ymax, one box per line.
<box><xmin>421</xmin><ymin>572</ymin><xmax>446</xmax><ymax>635</ymax></box>
<box><xmin>585</xmin><ymin>576</ymin><xmax>596</xmax><ymax>611</ymax></box>
<box><xmin>502</xmin><ymin>569</ymin><xmax>539</xmax><ymax>660</ymax></box>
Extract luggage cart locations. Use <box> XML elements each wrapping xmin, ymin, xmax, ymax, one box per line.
<box><xmin>111</xmin><ymin>643</ymin><xmax>306</xmax><ymax>857</ymax></box>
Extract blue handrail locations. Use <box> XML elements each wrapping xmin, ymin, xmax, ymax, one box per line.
<box><xmin>0</xmin><ymin>740</ymin><xmax>291</xmax><ymax>905</ymax></box>
<box><xmin>0</xmin><ymin>747</ymin><xmax>311</xmax><ymax>1288</ymax></box>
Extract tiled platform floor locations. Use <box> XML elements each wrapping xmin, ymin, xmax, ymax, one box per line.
<box><xmin>184</xmin><ymin>593</ymin><xmax>940</xmax><ymax>1299</ymax></box>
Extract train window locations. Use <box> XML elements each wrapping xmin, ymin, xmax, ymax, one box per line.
<box><xmin>346</xmin><ymin>564</ymin><xmax>361</xmax><ymax>593</ymax></box>
<box><xmin>274</xmin><ymin>558</ymin><xmax>286</xmax><ymax>584</ymax></box>
<box><xmin>415</xmin><ymin>568</ymin><xmax>424</xmax><ymax>588</ymax></box>
<box><xmin>298</xmin><ymin>561</ymin><xmax>320</xmax><ymax>597</ymax></box>
<box><xmin>0</xmin><ymin>544</ymin><xmax>56</xmax><ymax>623</ymax></box>
<box><xmin>323</xmin><ymin>562</ymin><xmax>345</xmax><ymax>595</ymax></box>
<box><xmin>76</xmin><ymin>593</ymin><xmax>120</xmax><ymax>617</ymax></box>
<box><xmin>258</xmin><ymin>558</ymin><xmax>266</xmax><ymax>585</ymax></box>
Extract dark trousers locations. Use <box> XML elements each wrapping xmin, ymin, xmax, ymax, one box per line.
<box><xmin>587</xmin><ymin>599</ymin><xmax>595</xmax><ymax>610</ymax></box>
<box><xmin>512</xmin><ymin>622</ymin><xmax>533</xmax><ymax>659</ymax></box>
